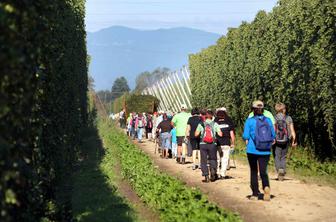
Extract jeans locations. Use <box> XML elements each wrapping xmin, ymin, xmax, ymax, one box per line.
<box><xmin>161</xmin><ymin>132</ymin><xmax>171</xmax><ymax>149</ymax></box>
<box><xmin>217</xmin><ymin>145</ymin><xmax>231</xmax><ymax>177</ymax></box>
<box><xmin>200</xmin><ymin>143</ymin><xmax>217</xmax><ymax>176</ymax></box>
<box><xmin>274</xmin><ymin>143</ymin><xmax>289</xmax><ymax>172</ymax></box>
<box><xmin>247</xmin><ymin>153</ymin><xmax>270</xmax><ymax>196</ymax></box>
<box><xmin>137</xmin><ymin>127</ymin><xmax>143</xmax><ymax>141</ymax></box>
<box><xmin>131</xmin><ymin>126</ymin><xmax>136</xmax><ymax>139</ymax></box>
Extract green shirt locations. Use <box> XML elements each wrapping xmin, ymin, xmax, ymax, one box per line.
<box><xmin>248</xmin><ymin>109</ymin><xmax>275</xmax><ymax>125</ymax></box>
<box><xmin>196</xmin><ymin>119</ymin><xmax>221</xmax><ymax>144</ymax></box>
<box><xmin>172</xmin><ymin>112</ymin><xmax>191</xmax><ymax>137</ymax></box>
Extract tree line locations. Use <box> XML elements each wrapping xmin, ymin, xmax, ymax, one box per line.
<box><xmin>189</xmin><ymin>0</ymin><xmax>335</xmax><ymax>159</ymax></box>
<box><xmin>1</xmin><ymin>1</ymin><xmax>88</xmax><ymax>221</ymax></box>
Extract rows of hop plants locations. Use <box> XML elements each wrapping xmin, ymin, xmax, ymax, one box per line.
<box><xmin>0</xmin><ymin>0</ymin><xmax>88</xmax><ymax>221</ymax></box>
<box><xmin>189</xmin><ymin>0</ymin><xmax>336</xmax><ymax>160</ymax></box>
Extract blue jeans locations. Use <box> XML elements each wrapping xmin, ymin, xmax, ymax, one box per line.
<box><xmin>161</xmin><ymin>132</ymin><xmax>171</xmax><ymax>150</ymax></box>
<box><xmin>137</xmin><ymin>127</ymin><xmax>143</xmax><ymax>141</ymax></box>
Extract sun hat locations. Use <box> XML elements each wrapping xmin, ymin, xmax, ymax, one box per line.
<box><xmin>252</xmin><ymin>100</ymin><xmax>264</xmax><ymax>109</ymax></box>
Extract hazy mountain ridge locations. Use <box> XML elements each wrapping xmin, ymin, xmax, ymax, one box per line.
<box><xmin>87</xmin><ymin>26</ymin><xmax>221</xmax><ymax>90</ymax></box>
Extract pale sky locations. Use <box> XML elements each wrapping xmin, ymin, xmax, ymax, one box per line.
<box><xmin>85</xmin><ymin>0</ymin><xmax>278</xmax><ymax>34</ymax></box>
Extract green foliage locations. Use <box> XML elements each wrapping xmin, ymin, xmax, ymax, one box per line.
<box><xmin>100</xmin><ymin>122</ymin><xmax>241</xmax><ymax>222</ymax></box>
<box><xmin>111</xmin><ymin>77</ymin><xmax>130</xmax><ymax>101</ymax></box>
<box><xmin>0</xmin><ymin>0</ymin><xmax>88</xmax><ymax>221</ymax></box>
<box><xmin>113</xmin><ymin>93</ymin><xmax>160</xmax><ymax>114</ymax></box>
<box><xmin>189</xmin><ymin>0</ymin><xmax>336</xmax><ymax>159</ymax></box>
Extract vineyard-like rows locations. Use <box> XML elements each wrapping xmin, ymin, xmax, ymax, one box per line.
<box><xmin>189</xmin><ymin>0</ymin><xmax>335</xmax><ymax>159</ymax></box>
<box><xmin>101</xmin><ymin>122</ymin><xmax>241</xmax><ymax>222</ymax></box>
<box><xmin>1</xmin><ymin>1</ymin><xmax>88</xmax><ymax>221</ymax></box>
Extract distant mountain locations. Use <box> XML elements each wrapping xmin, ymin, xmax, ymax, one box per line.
<box><xmin>87</xmin><ymin>26</ymin><xmax>221</xmax><ymax>90</ymax></box>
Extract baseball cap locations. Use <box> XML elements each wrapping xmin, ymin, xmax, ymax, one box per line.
<box><xmin>216</xmin><ymin>107</ymin><xmax>227</xmax><ymax>112</ymax></box>
<box><xmin>181</xmin><ymin>104</ymin><xmax>187</xmax><ymax>110</ymax></box>
<box><xmin>252</xmin><ymin>100</ymin><xmax>264</xmax><ymax>109</ymax></box>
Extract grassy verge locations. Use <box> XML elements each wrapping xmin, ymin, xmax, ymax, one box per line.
<box><xmin>234</xmin><ymin>137</ymin><xmax>336</xmax><ymax>186</ymax></box>
<box><xmin>100</xmin><ymin>121</ymin><xmax>242</xmax><ymax>222</ymax></box>
<box><xmin>72</xmin><ymin>126</ymin><xmax>140</xmax><ymax>222</ymax></box>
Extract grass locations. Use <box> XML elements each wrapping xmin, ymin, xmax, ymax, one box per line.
<box><xmin>234</xmin><ymin>137</ymin><xmax>336</xmax><ymax>187</ymax></box>
<box><xmin>71</xmin><ymin>126</ymin><xmax>140</xmax><ymax>222</ymax></box>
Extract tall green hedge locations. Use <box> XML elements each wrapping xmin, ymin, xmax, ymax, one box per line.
<box><xmin>189</xmin><ymin>0</ymin><xmax>335</xmax><ymax>159</ymax></box>
<box><xmin>0</xmin><ymin>0</ymin><xmax>87</xmax><ymax>221</ymax></box>
<box><xmin>113</xmin><ymin>93</ymin><xmax>159</xmax><ymax>114</ymax></box>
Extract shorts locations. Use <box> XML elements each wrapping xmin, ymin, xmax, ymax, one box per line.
<box><xmin>190</xmin><ymin>138</ymin><xmax>200</xmax><ymax>150</ymax></box>
<box><xmin>177</xmin><ymin>136</ymin><xmax>184</xmax><ymax>146</ymax></box>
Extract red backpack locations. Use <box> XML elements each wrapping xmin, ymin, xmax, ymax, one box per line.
<box><xmin>202</xmin><ymin>122</ymin><xmax>215</xmax><ymax>144</ymax></box>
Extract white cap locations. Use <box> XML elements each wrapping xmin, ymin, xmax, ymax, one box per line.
<box><xmin>181</xmin><ymin>104</ymin><xmax>187</xmax><ymax>110</ymax></box>
<box><xmin>217</xmin><ymin>107</ymin><xmax>227</xmax><ymax>112</ymax></box>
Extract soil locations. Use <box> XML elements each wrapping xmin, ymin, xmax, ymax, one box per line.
<box><xmin>135</xmin><ymin>139</ymin><xmax>336</xmax><ymax>222</ymax></box>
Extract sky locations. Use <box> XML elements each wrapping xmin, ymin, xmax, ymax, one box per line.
<box><xmin>85</xmin><ymin>0</ymin><xmax>278</xmax><ymax>34</ymax></box>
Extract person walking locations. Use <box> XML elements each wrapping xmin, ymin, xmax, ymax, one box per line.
<box><xmin>135</xmin><ymin>113</ymin><xmax>146</xmax><ymax>143</ymax></box>
<box><xmin>243</xmin><ymin>101</ymin><xmax>275</xmax><ymax>201</ymax></box>
<box><xmin>215</xmin><ymin>109</ymin><xmax>235</xmax><ymax>179</ymax></box>
<box><xmin>186</xmin><ymin>108</ymin><xmax>202</xmax><ymax>170</ymax></box>
<box><xmin>274</xmin><ymin>103</ymin><xmax>297</xmax><ymax>181</ymax></box>
<box><xmin>195</xmin><ymin>110</ymin><xmax>223</xmax><ymax>182</ymax></box>
<box><xmin>172</xmin><ymin>105</ymin><xmax>191</xmax><ymax>164</ymax></box>
<box><xmin>157</xmin><ymin>113</ymin><xmax>173</xmax><ymax>158</ymax></box>
<box><xmin>145</xmin><ymin>113</ymin><xmax>153</xmax><ymax>140</ymax></box>
<box><xmin>119</xmin><ymin>108</ymin><xmax>126</xmax><ymax>128</ymax></box>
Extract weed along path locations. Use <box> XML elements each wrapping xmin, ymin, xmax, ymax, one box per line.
<box><xmin>135</xmin><ymin>139</ymin><xmax>336</xmax><ymax>222</ymax></box>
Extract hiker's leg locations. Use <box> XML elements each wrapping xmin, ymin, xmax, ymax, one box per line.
<box><xmin>192</xmin><ymin>150</ymin><xmax>197</xmax><ymax>165</ymax></box>
<box><xmin>217</xmin><ymin>145</ymin><xmax>222</xmax><ymax>175</ymax></box>
<box><xmin>209</xmin><ymin>144</ymin><xmax>217</xmax><ymax>172</ymax></box>
<box><xmin>258</xmin><ymin>155</ymin><xmax>270</xmax><ymax>189</ymax></box>
<box><xmin>247</xmin><ymin>154</ymin><xmax>259</xmax><ymax>196</ymax></box>
<box><xmin>281</xmin><ymin>144</ymin><xmax>289</xmax><ymax>173</ymax></box>
<box><xmin>177</xmin><ymin>137</ymin><xmax>183</xmax><ymax>158</ymax></box>
<box><xmin>220</xmin><ymin>146</ymin><xmax>230</xmax><ymax>177</ymax></box>
<box><xmin>200</xmin><ymin>144</ymin><xmax>208</xmax><ymax>176</ymax></box>
<box><xmin>274</xmin><ymin>145</ymin><xmax>282</xmax><ymax>172</ymax></box>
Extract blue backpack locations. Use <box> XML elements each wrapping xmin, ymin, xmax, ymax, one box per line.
<box><xmin>254</xmin><ymin>116</ymin><xmax>273</xmax><ymax>151</ymax></box>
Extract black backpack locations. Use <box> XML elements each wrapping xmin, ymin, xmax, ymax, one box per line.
<box><xmin>275</xmin><ymin>115</ymin><xmax>289</xmax><ymax>144</ymax></box>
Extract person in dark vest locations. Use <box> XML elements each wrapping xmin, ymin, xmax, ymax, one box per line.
<box><xmin>186</xmin><ymin>108</ymin><xmax>202</xmax><ymax>170</ymax></box>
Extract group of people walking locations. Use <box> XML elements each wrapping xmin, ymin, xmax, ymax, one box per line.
<box><xmin>118</xmin><ymin>100</ymin><xmax>297</xmax><ymax>201</ymax></box>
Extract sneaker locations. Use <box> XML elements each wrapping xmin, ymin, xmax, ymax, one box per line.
<box><xmin>202</xmin><ymin>176</ymin><xmax>210</xmax><ymax>183</ymax></box>
<box><xmin>278</xmin><ymin>169</ymin><xmax>285</xmax><ymax>181</ymax></box>
<box><xmin>249</xmin><ymin>195</ymin><xmax>258</xmax><ymax>201</ymax></box>
<box><xmin>210</xmin><ymin>168</ymin><xmax>217</xmax><ymax>182</ymax></box>
<box><xmin>192</xmin><ymin>165</ymin><xmax>196</xmax><ymax>170</ymax></box>
<box><xmin>263</xmin><ymin>186</ymin><xmax>271</xmax><ymax>201</ymax></box>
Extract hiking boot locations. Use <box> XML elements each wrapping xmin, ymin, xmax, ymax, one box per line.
<box><xmin>182</xmin><ymin>157</ymin><xmax>186</xmax><ymax>165</ymax></box>
<box><xmin>176</xmin><ymin>157</ymin><xmax>180</xmax><ymax>163</ymax></box>
<box><xmin>202</xmin><ymin>176</ymin><xmax>210</xmax><ymax>183</ymax></box>
<box><xmin>263</xmin><ymin>187</ymin><xmax>271</xmax><ymax>201</ymax></box>
<box><xmin>278</xmin><ymin>169</ymin><xmax>285</xmax><ymax>181</ymax></box>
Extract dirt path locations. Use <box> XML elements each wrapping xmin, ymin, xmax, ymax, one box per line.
<box><xmin>135</xmin><ymin>139</ymin><xmax>336</xmax><ymax>222</ymax></box>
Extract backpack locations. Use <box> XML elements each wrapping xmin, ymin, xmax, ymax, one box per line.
<box><xmin>275</xmin><ymin>115</ymin><xmax>289</xmax><ymax>144</ymax></box>
<box><xmin>147</xmin><ymin>117</ymin><xmax>153</xmax><ymax>128</ymax></box>
<box><xmin>254</xmin><ymin>116</ymin><xmax>273</xmax><ymax>151</ymax></box>
<box><xmin>138</xmin><ymin>117</ymin><xmax>143</xmax><ymax>128</ymax></box>
<box><xmin>202</xmin><ymin>121</ymin><xmax>215</xmax><ymax>144</ymax></box>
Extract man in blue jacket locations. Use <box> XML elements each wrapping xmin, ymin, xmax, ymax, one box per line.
<box><xmin>243</xmin><ymin>100</ymin><xmax>275</xmax><ymax>201</ymax></box>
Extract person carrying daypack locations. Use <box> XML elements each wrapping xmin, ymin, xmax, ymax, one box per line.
<box><xmin>186</xmin><ymin>108</ymin><xmax>202</xmax><ymax>170</ymax></box>
<box><xmin>135</xmin><ymin>113</ymin><xmax>146</xmax><ymax>143</ymax></box>
<box><xmin>195</xmin><ymin>110</ymin><xmax>223</xmax><ymax>183</ymax></box>
<box><xmin>274</xmin><ymin>103</ymin><xmax>297</xmax><ymax>181</ymax></box>
<box><xmin>243</xmin><ymin>100</ymin><xmax>275</xmax><ymax>201</ymax></box>
<box><xmin>145</xmin><ymin>114</ymin><xmax>153</xmax><ymax>140</ymax></box>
